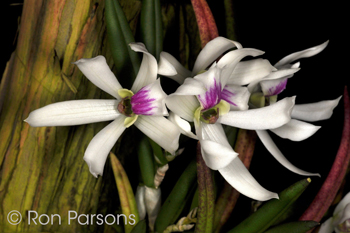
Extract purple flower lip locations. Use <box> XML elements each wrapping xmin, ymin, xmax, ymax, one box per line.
<box><xmin>131</xmin><ymin>87</ymin><xmax>156</xmax><ymax>115</ymax></box>
<box><xmin>197</xmin><ymin>77</ymin><xmax>222</xmax><ymax>110</ymax></box>
<box><xmin>265</xmin><ymin>79</ymin><xmax>288</xmax><ymax>97</ymax></box>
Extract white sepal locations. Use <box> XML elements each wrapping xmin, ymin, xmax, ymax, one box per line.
<box><xmin>130</xmin><ymin>43</ymin><xmax>158</xmax><ymax>93</ymax></box>
<box><xmin>192</xmin><ymin>37</ymin><xmax>242</xmax><ymax>75</ymax></box>
<box><xmin>73</xmin><ymin>56</ymin><xmax>123</xmax><ymax>99</ymax></box>
<box><xmin>275</xmin><ymin>41</ymin><xmax>329</xmax><ymax>69</ymax></box>
<box><xmin>218</xmin><ymin>97</ymin><xmax>295</xmax><ymax>130</ymax></box>
<box><xmin>219</xmin><ymin>158</ymin><xmax>279</xmax><ymax>201</ymax></box>
<box><xmin>256</xmin><ymin>130</ymin><xmax>320</xmax><ymax>176</ymax></box>
<box><xmin>291</xmin><ymin>96</ymin><xmax>342</xmax><ymax>122</ymax></box>
<box><xmin>83</xmin><ymin>115</ymin><xmax>127</xmax><ymax>177</ymax></box>
<box><xmin>25</xmin><ymin>99</ymin><xmax>120</xmax><ymax>127</ymax></box>
<box><xmin>269</xmin><ymin>119</ymin><xmax>321</xmax><ymax>141</ymax></box>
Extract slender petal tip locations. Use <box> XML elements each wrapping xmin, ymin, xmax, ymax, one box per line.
<box><xmin>83</xmin><ymin>157</ymin><xmax>100</xmax><ymax>178</ymax></box>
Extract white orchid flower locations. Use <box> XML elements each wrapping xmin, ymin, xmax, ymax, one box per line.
<box><xmin>246</xmin><ymin>41</ymin><xmax>341</xmax><ymax>177</ymax></box>
<box><xmin>319</xmin><ymin>192</ymin><xmax>350</xmax><ymax>233</ymax></box>
<box><xmin>158</xmin><ymin>36</ymin><xmax>276</xmax><ymax>86</ymax></box>
<box><xmin>25</xmin><ymin>43</ymin><xmax>180</xmax><ymax>177</ymax></box>
<box><xmin>166</xmin><ymin>64</ymin><xmax>296</xmax><ymax>201</ymax></box>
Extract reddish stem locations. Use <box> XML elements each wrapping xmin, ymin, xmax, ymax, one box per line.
<box><xmin>195</xmin><ymin>141</ymin><xmax>215</xmax><ymax>233</ymax></box>
<box><xmin>300</xmin><ymin>87</ymin><xmax>350</xmax><ymax>222</ymax></box>
<box><xmin>190</xmin><ymin>0</ymin><xmax>219</xmax><ymax>48</ymax></box>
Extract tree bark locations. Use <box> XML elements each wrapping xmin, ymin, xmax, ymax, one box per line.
<box><xmin>0</xmin><ymin>0</ymin><xmax>140</xmax><ymax>232</ymax></box>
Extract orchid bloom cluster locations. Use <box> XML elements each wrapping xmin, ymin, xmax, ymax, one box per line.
<box><xmin>25</xmin><ymin>37</ymin><xmax>340</xmax><ymax>202</ymax></box>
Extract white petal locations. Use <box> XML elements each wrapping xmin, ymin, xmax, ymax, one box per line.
<box><xmin>318</xmin><ymin>217</ymin><xmax>335</xmax><ymax>233</ymax></box>
<box><xmin>74</xmin><ymin>56</ymin><xmax>122</xmax><ymax>99</ymax></box>
<box><xmin>198</xmin><ymin>122</ymin><xmax>232</xmax><ymax>147</ymax></box>
<box><xmin>334</xmin><ymin>192</ymin><xmax>350</xmax><ymax>216</ymax></box>
<box><xmin>291</xmin><ymin>96</ymin><xmax>342</xmax><ymax>122</ymax></box>
<box><xmin>174</xmin><ymin>78</ymin><xmax>207</xmax><ymax>96</ymax></box>
<box><xmin>222</xmin><ymin>85</ymin><xmax>250</xmax><ymax>111</ymax></box>
<box><xmin>144</xmin><ymin>186</ymin><xmax>161</xmax><ymax>231</ymax></box>
<box><xmin>131</xmin><ymin>79</ymin><xmax>168</xmax><ymax>116</ymax></box>
<box><xmin>168</xmin><ymin>112</ymin><xmax>197</xmax><ymax>139</ymax></box>
<box><xmin>219</xmin><ymin>157</ymin><xmax>279</xmax><ymax>201</ymax></box>
<box><xmin>135</xmin><ymin>185</ymin><xmax>146</xmax><ymax>220</ymax></box>
<box><xmin>194</xmin><ymin>66</ymin><xmax>222</xmax><ymax>88</ymax></box>
<box><xmin>84</xmin><ymin>116</ymin><xmax>127</xmax><ymax>177</ymax></box>
<box><xmin>270</xmin><ymin>119</ymin><xmax>321</xmax><ymax>141</ymax></box>
<box><xmin>165</xmin><ymin>95</ymin><xmax>199</xmax><ymax>122</ymax></box>
<box><xmin>200</xmin><ymin>140</ymin><xmax>238</xmax><ymax>170</ymax></box>
<box><xmin>218</xmin><ymin>97</ymin><xmax>295</xmax><ymax>130</ymax></box>
<box><xmin>218</xmin><ymin>48</ymin><xmax>265</xmax><ymax>87</ymax></box>
<box><xmin>247</xmin><ymin>68</ymin><xmax>299</xmax><ymax>94</ymax></box>
<box><xmin>130</xmin><ymin>43</ymin><xmax>158</xmax><ymax>93</ymax></box>
<box><xmin>226</xmin><ymin>59</ymin><xmax>276</xmax><ymax>85</ymax></box>
<box><xmin>275</xmin><ymin>41</ymin><xmax>329</xmax><ymax>69</ymax></box>
<box><xmin>256</xmin><ymin>130</ymin><xmax>320</xmax><ymax>176</ymax></box>
<box><xmin>336</xmin><ymin>203</ymin><xmax>350</xmax><ymax>227</ymax></box>
<box><xmin>195</xmin><ymin>122</ymin><xmax>237</xmax><ymax>169</ymax></box>
<box><xmin>25</xmin><ymin>99</ymin><xmax>120</xmax><ymax>127</ymax></box>
<box><xmin>134</xmin><ymin>115</ymin><xmax>180</xmax><ymax>154</ymax></box>
<box><xmin>192</xmin><ymin>37</ymin><xmax>242</xmax><ymax>75</ymax></box>
<box><xmin>158</xmin><ymin>51</ymin><xmax>191</xmax><ymax>84</ymax></box>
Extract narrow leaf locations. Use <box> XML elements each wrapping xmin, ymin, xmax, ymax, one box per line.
<box><xmin>154</xmin><ymin>159</ymin><xmax>198</xmax><ymax>233</ymax></box>
<box><xmin>130</xmin><ymin>219</ymin><xmax>147</xmax><ymax>233</ymax></box>
<box><xmin>140</xmin><ymin>0</ymin><xmax>163</xmax><ymax>60</ymax></box>
<box><xmin>263</xmin><ymin>221</ymin><xmax>319</xmax><ymax>233</ymax></box>
<box><xmin>105</xmin><ymin>0</ymin><xmax>141</xmax><ymax>88</ymax></box>
<box><xmin>300</xmin><ymin>87</ymin><xmax>350</xmax><ymax>222</ymax></box>
<box><xmin>227</xmin><ymin>178</ymin><xmax>311</xmax><ymax>233</ymax></box>
<box><xmin>110</xmin><ymin>152</ymin><xmax>140</xmax><ymax>233</ymax></box>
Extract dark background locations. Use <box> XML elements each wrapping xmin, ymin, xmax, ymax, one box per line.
<box><xmin>1</xmin><ymin>0</ymin><xmax>348</xmax><ymax>229</ymax></box>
